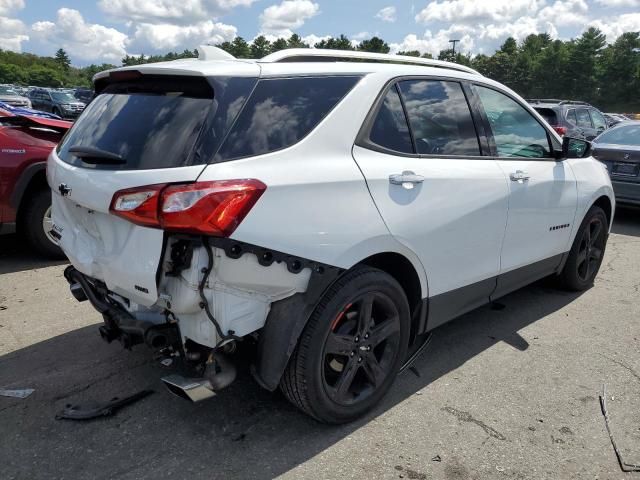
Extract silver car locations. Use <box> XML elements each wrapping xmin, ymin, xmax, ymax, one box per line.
<box><xmin>0</xmin><ymin>85</ymin><xmax>32</xmax><ymax>108</ymax></box>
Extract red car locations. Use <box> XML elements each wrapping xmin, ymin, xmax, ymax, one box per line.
<box><xmin>0</xmin><ymin>112</ymin><xmax>72</xmax><ymax>257</ymax></box>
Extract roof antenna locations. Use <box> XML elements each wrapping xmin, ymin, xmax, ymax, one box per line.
<box><xmin>197</xmin><ymin>45</ymin><xmax>236</xmax><ymax>61</ymax></box>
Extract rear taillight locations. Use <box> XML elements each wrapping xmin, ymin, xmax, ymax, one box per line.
<box><xmin>552</xmin><ymin>125</ymin><xmax>567</xmax><ymax>136</ymax></box>
<box><xmin>109</xmin><ymin>179</ymin><xmax>266</xmax><ymax>237</ymax></box>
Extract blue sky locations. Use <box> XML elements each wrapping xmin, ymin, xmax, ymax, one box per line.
<box><xmin>1</xmin><ymin>0</ymin><xmax>639</xmax><ymax>65</ymax></box>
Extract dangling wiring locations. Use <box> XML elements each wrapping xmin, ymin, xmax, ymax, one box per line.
<box><xmin>199</xmin><ymin>236</ymin><xmax>242</xmax><ymax>346</ymax></box>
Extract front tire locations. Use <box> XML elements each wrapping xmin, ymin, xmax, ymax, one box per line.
<box><xmin>21</xmin><ymin>189</ymin><xmax>65</xmax><ymax>259</ymax></box>
<box><xmin>280</xmin><ymin>267</ymin><xmax>410</xmax><ymax>424</ymax></box>
<box><xmin>557</xmin><ymin>205</ymin><xmax>608</xmax><ymax>291</ymax></box>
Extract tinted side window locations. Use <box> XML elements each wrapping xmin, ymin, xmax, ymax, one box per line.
<box><xmin>369</xmin><ymin>86</ymin><xmax>413</xmax><ymax>154</ymax></box>
<box><xmin>216</xmin><ymin>76</ymin><xmax>360</xmax><ymax>161</ymax></box>
<box><xmin>398</xmin><ymin>80</ymin><xmax>480</xmax><ymax>156</ymax></box>
<box><xmin>576</xmin><ymin>109</ymin><xmax>593</xmax><ymax>128</ymax></box>
<box><xmin>567</xmin><ymin>109</ymin><xmax>577</xmax><ymax>125</ymax></box>
<box><xmin>474</xmin><ymin>85</ymin><xmax>551</xmax><ymax>158</ymax></box>
<box><xmin>590</xmin><ymin>109</ymin><xmax>607</xmax><ymax>130</ymax></box>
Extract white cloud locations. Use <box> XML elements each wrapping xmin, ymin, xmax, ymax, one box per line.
<box><xmin>131</xmin><ymin>20</ymin><xmax>236</xmax><ymax>51</ymax></box>
<box><xmin>415</xmin><ymin>0</ymin><xmax>543</xmax><ymax>24</ymax></box>
<box><xmin>0</xmin><ymin>15</ymin><xmax>28</xmax><ymax>51</ymax></box>
<box><xmin>0</xmin><ymin>0</ymin><xmax>23</xmax><ymax>16</ymax></box>
<box><xmin>539</xmin><ymin>0</ymin><xmax>588</xmax><ymax>26</ymax></box>
<box><xmin>259</xmin><ymin>0</ymin><xmax>319</xmax><ymax>35</ymax></box>
<box><xmin>589</xmin><ymin>12</ymin><xmax>640</xmax><ymax>42</ymax></box>
<box><xmin>390</xmin><ymin>25</ymin><xmax>475</xmax><ymax>56</ymax></box>
<box><xmin>376</xmin><ymin>6</ymin><xmax>396</xmax><ymax>23</ymax></box>
<box><xmin>99</xmin><ymin>0</ymin><xmax>256</xmax><ymax>25</ymax></box>
<box><xmin>595</xmin><ymin>0</ymin><xmax>639</xmax><ymax>6</ymax></box>
<box><xmin>31</xmin><ymin>8</ymin><xmax>128</xmax><ymax>62</ymax></box>
<box><xmin>301</xmin><ymin>33</ymin><xmax>331</xmax><ymax>46</ymax></box>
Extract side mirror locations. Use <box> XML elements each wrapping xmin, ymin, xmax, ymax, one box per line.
<box><xmin>554</xmin><ymin>136</ymin><xmax>591</xmax><ymax>160</ymax></box>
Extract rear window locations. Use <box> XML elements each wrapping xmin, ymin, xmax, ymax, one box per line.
<box><xmin>57</xmin><ymin>75</ymin><xmax>256</xmax><ymax>170</ymax></box>
<box><xmin>534</xmin><ymin>108</ymin><xmax>557</xmax><ymax>126</ymax></box>
<box><xmin>214</xmin><ymin>76</ymin><xmax>361</xmax><ymax>161</ymax></box>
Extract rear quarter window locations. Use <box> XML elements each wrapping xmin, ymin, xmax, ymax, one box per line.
<box><xmin>533</xmin><ymin>108</ymin><xmax>557</xmax><ymax>126</ymax></box>
<box><xmin>214</xmin><ymin>76</ymin><xmax>361</xmax><ymax>161</ymax></box>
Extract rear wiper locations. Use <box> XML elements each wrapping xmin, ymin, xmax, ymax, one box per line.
<box><xmin>69</xmin><ymin>145</ymin><xmax>126</xmax><ymax>164</ymax></box>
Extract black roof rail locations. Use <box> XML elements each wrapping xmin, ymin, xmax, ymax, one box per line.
<box><xmin>558</xmin><ymin>100</ymin><xmax>590</xmax><ymax>106</ymax></box>
<box><xmin>527</xmin><ymin>98</ymin><xmax>565</xmax><ymax>104</ymax></box>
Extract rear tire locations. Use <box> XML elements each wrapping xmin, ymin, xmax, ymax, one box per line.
<box><xmin>21</xmin><ymin>189</ymin><xmax>65</xmax><ymax>259</ymax></box>
<box><xmin>280</xmin><ymin>267</ymin><xmax>410</xmax><ymax>424</ymax></box>
<box><xmin>557</xmin><ymin>205</ymin><xmax>608</xmax><ymax>291</ymax></box>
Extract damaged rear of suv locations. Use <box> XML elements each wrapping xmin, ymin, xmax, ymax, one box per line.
<box><xmin>48</xmin><ymin>48</ymin><xmax>405</xmax><ymax>423</ymax></box>
<box><xmin>49</xmin><ymin>47</ymin><xmax>613</xmax><ymax>424</ymax></box>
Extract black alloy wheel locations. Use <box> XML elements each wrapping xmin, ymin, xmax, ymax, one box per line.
<box><xmin>576</xmin><ymin>216</ymin><xmax>606</xmax><ymax>282</ymax></box>
<box><xmin>322</xmin><ymin>292</ymin><xmax>401</xmax><ymax>406</ymax></box>
<box><xmin>280</xmin><ymin>266</ymin><xmax>410</xmax><ymax>424</ymax></box>
<box><xmin>557</xmin><ymin>205</ymin><xmax>608</xmax><ymax>291</ymax></box>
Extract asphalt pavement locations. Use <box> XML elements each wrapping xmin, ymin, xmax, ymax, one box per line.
<box><xmin>1</xmin><ymin>207</ymin><xmax>639</xmax><ymax>480</ymax></box>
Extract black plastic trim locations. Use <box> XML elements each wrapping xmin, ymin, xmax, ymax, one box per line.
<box><xmin>423</xmin><ymin>253</ymin><xmax>566</xmax><ymax>333</ymax></box>
<box><xmin>9</xmin><ymin>162</ymin><xmax>46</xmax><ymax>208</ymax></box>
<box><xmin>491</xmin><ymin>253</ymin><xmax>564</xmax><ymax>300</ymax></box>
<box><xmin>425</xmin><ymin>277</ymin><xmax>497</xmax><ymax>332</ymax></box>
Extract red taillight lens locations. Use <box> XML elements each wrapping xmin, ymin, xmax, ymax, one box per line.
<box><xmin>552</xmin><ymin>125</ymin><xmax>567</xmax><ymax>136</ymax></box>
<box><xmin>109</xmin><ymin>179</ymin><xmax>266</xmax><ymax>237</ymax></box>
<box><xmin>109</xmin><ymin>184</ymin><xmax>165</xmax><ymax>227</ymax></box>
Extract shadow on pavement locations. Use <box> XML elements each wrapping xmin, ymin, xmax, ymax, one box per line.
<box><xmin>0</xmin><ymin>234</ymin><xmax>68</xmax><ymax>275</ymax></box>
<box><xmin>0</xmin><ymin>281</ymin><xmax>583</xmax><ymax>480</ymax></box>
<box><xmin>611</xmin><ymin>206</ymin><xmax>640</xmax><ymax>237</ymax></box>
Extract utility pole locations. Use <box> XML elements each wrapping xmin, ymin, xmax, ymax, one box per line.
<box><xmin>449</xmin><ymin>39</ymin><xmax>460</xmax><ymax>57</ymax></box>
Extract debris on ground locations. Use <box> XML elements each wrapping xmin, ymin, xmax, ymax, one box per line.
<box><xmin>55</xmin><ymin>389</ymin><xmax>154</xmax><ymax>421</ymax></box>
<box><xmin>0</xmin><ymin>388</ymin><xmax>34</xmax><ymax>399</ymax></box>
<box><xmin>431</xmin><ymin>455</ymin><xmax>442</xmax><ymax>462</ymax></box>
<box><xmin>599</xmin><ymin>384</ymin><xmax>640</xmax><ymax>472</ymax></box>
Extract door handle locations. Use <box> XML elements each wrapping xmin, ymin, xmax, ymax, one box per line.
<box><xmin>389</xmin><ymin>171</ymin><xmax>425</xmax><ymax>190</ymax></box>
<box><xmin>509</xmin><ymin>170</ymin><xmax>530</xmax><ymax>183</ymax></box>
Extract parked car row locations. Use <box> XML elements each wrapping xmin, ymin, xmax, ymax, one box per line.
<box><xmin>1</xmin><ymin>84</ymin><xmax>93</xmax><ymax>120</ymax></box>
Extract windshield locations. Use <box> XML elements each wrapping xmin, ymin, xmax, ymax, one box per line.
<box><xmin>51</xmin><ymin>92</ymin><xmax>77</xmax><ymax>103</ymax></box>
<box><xmin>595</xmin><ymin>124</ymin><xmax>640</xmax><ymax>146</ymax></box>
<box><xmin>0</xmin><ymin>86</ymin><xmax>19</xmax><ymax>96</ymax></box>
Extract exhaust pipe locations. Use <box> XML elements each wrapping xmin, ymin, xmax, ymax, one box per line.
<box><xmin>161</xmin><ymin>375</ymin><xmax>217</xmax><ymax>402</ymax></box>
<box><xmin>162</xmin><ymin>354</ymin><xmax>237</xmax><ymax>402</ymax></box>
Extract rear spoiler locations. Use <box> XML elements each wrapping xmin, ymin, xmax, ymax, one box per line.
<box><xmin>0</xmin><ymin>114</ymin><xmax>72</xmax><ymax>133</ymax></box>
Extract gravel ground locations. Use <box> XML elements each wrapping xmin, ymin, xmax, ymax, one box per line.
<box><xmin>0</xmin><ymin>207</ymin><xmax>639</xmax><ymax>480</ymax></box>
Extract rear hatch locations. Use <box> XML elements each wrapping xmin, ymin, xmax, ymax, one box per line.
<box><xmin>47</xmin><ymin>69</ymin><xmax>259</xmax><ymax>306</ymax></box>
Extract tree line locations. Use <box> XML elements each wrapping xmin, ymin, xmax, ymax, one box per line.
<box><xmin>0</xmin><ymin>28</ymin><xmax>638</xmax><ymax>111</ymax></box>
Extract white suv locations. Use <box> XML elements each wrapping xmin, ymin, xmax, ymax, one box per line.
<box><xmin>47</xmin><ymin>47</ymin><xmax>614</xmax><ymax>423</ymax></box>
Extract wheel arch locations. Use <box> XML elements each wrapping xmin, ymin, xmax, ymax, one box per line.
<box><xmin>12</xmin><ymin>162</ymin><xmax>48</xmax><ymax>227</ymax></box>
<box><xmin>253</xmin><ymin>249</ymin><xmax>427</xmax><ymax>392</ymax></box>
<box><xmin>591</xmin><ymin>194</ymin><xmax>613</xmax><ymax>230</ymax></box>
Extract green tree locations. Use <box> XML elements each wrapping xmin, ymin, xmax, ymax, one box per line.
<box><xmin>270</xmin><ymin>38</ymin><xmax>288</xmax><ymax>53</ymax></box>
<box><xmin>250</xmin><ymin>35</ymin><xmax>272</xmax><ymax>58</ymax></box>
<box><xmin>397</xmin><ymin>50</ymin><xmax>421</xmax><ymax>57</ymax></box>
<box><xmin>315</xmin><ymin>35</ymin><xmax>354</xmax><ymax>50</ymax></box>
<box><xmin>54</xmin><ymin>48</ymin><xmax>71</xmax><ymax>71</ymax></box>
<box><xmin>287</xmin><ymin>34</ymin><xmax>309</xmax><ymax>49</ymax></box>
<box><xmin>358</xmin><ymin>36</ymin><xmax>390</xmax><ymax>53</ymax></box>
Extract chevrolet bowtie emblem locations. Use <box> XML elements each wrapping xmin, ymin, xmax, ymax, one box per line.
<box><xmin>58</xmin><ymin>183</ymin><xmax>71</xmax><ymax>197</ymax></box>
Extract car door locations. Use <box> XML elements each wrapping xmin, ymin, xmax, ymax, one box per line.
<box><xmin>352</xmin><ymin>78</ymin><xmax>510</xmax><ymax>328</ymax></box>
<box><xmin>576</xmin><ymin>107</ymin><xmax>597</xmax><ymax>140</ymax></box>
<box><xmin>471</xmin><ymin>85</ymin><xmax>577</xmax><ymax>298</ymax></box>
<box><xmin>589</xmin><ymin>109</ymin><xmax>608</xmax><ymax>138</ymax></box>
